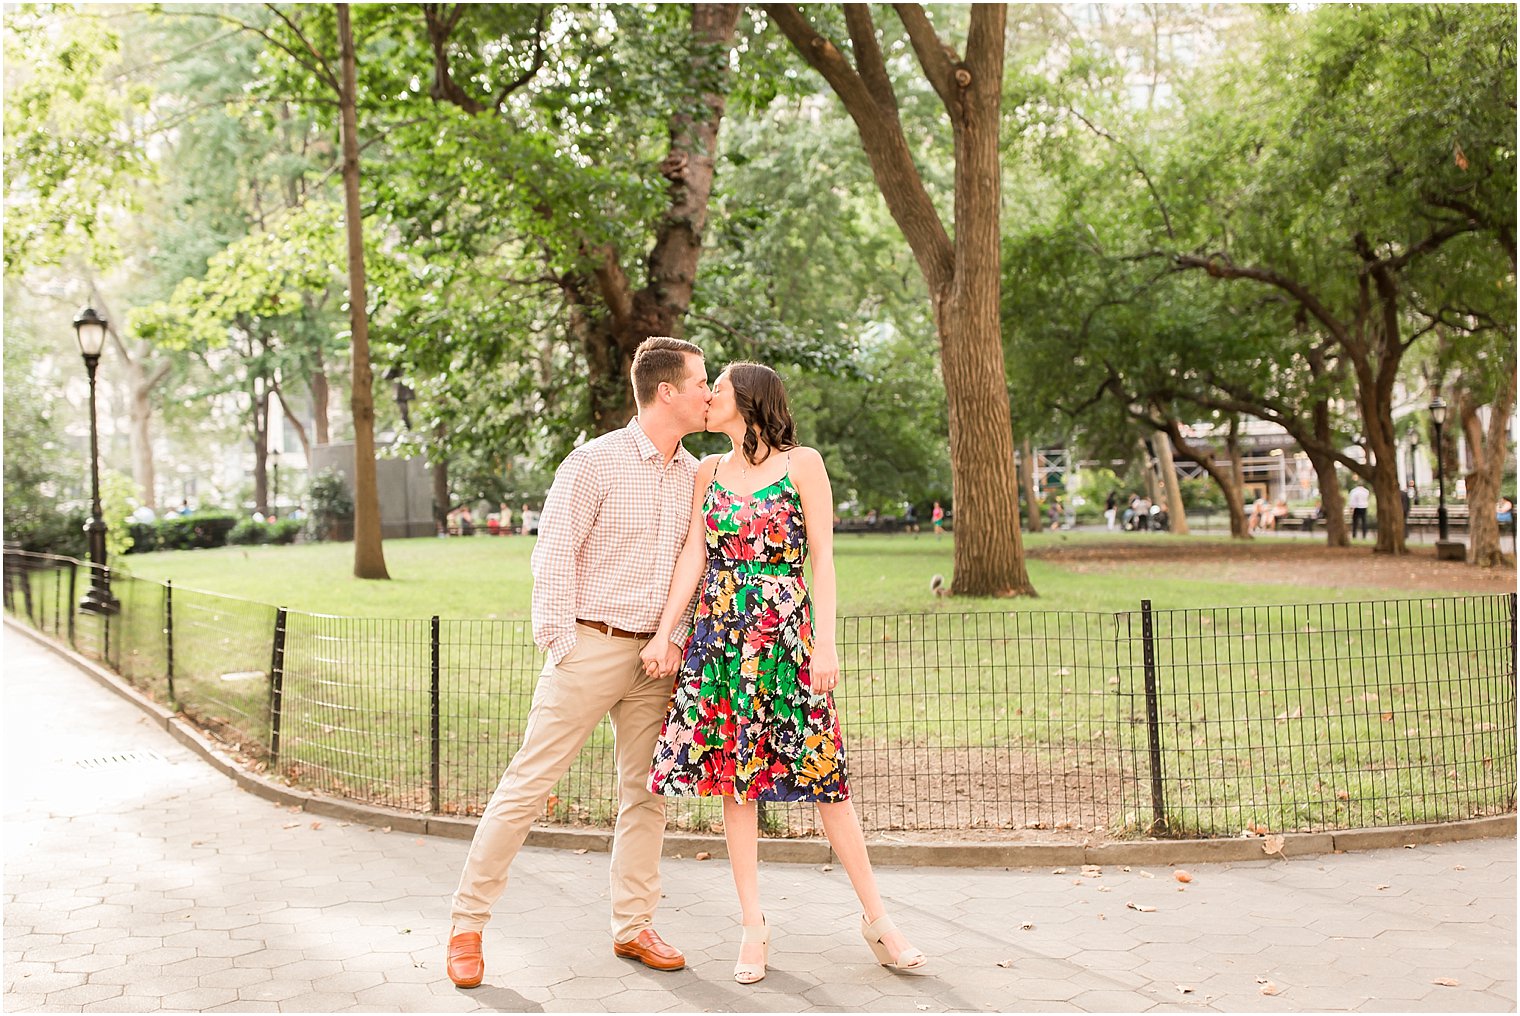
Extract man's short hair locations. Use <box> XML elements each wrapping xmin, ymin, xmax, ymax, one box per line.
<box><xmin>631</xmin><ymin>336</ymin><xmax>703</xmax><ymax>407</ymax></box>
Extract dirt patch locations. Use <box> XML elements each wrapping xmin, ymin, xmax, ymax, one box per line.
<box><xmin>1028</xmin><ymin>538</ymin><xmax>1516</xmax><ymax>595</ymax></box>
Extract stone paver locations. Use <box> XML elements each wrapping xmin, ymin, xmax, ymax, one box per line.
<box><xmin>4</xmin><ymin>622</ymin><xmax>1516</xmax><ymax>1012</ymax></box>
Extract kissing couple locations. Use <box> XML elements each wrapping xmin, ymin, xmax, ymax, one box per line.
<box><xmin>444</xmin><ymin>336</ymin><xmax>923</xmax><ymax>987</ymax></box>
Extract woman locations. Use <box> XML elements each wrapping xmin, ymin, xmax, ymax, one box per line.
<box><xmin>640</xmin><ymin>362</ymin><xmax>924</xmax><ymax>985</ymax></box>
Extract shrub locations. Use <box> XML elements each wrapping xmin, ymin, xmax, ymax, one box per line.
<box><xmin>306</xmin><ymin>468</ymin><xmax>353</xmax><ymax>543</ymax></box>
<box><xmin>153</xmin><ymin>513</ymin><xmax>239</xmax><ymax>550</ymax></box>
<box><xmin>268</xmin><ymin>518</ymin><xmax>302</xmax><ymax>545</ymax></box>
<box><xmin>126</xmin><ymin>521</ymin><xmax>160</xmax><ymax>554</ymax></box>
<box><xmin>227</xmin><ymin>518</ymin><xmax>272</xmax><ymax>546</ymax></box>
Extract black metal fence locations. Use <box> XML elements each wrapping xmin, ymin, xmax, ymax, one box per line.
<box><xmin>5</xmin><ymin>549</ymin><xmax>1514</xmax><ymax>839</ymax></box>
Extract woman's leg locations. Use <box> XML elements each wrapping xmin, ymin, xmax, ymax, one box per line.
<box><xmin>817</xmin><ymin>799</ymin><xmax>916</xmax><ymax>958</ymax></box>
<box><xmin>723</xmin><ymin>798</ymin><xmax>765</xmax><ymax>963</ymax></box>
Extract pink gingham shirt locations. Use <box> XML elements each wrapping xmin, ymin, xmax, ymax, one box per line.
<box><xmin>530</xmin><ymin>417</ymin><xmax>700</xmax><ymax>664</ymax></box>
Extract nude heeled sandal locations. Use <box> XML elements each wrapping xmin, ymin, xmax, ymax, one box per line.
<box><xmin>733</xmin><ymin>919</ymin><xmax>770</xmax><ymax>984</ymax></box>
<box><xmin>861</xmin><ymin>913</ymin><xmax>926</xmax><ymax>970</ymax></box>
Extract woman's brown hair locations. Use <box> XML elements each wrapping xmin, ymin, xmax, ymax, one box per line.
<box><xmin>724</xmin><ymin>362</ymin><xmax>797</xmax><ymax>466</ymax></box>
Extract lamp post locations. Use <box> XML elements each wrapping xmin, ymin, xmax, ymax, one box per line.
<box><xmin>393</xmin><ymin>380</ymin><xmax>414</xmax><ymax>429</ymax></box>
<box><xmin>269</xmin><ymin>448</ymin><xmax>281</xmax><ymax>514</ymax></box>
<box><xmin>1428</xmin><ymin>396</ymin><xmax>1465</xmax><ymax>560</ymax></box>
<box><xmin>1429</xmin><ymin>397</ymin><xmax>1450</xmax><ymax>542</ymax></box>
<box><xmin>74</xmin><ymin>307</ymin><xmax>119</xmax><ymax>615</ymax></box>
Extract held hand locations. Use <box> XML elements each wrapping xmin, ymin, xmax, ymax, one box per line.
<box><xmin>638</xmin><ymin>639</ymin><xmax>665</xmax><ymax>678</ymax></box>
<box><xmin>809</xmin><ymin>643</ymin><xmax>841</xmax><ymax>694</ymax></box>
<box><xmin>657</xmin><ymin>640</ymin><xmax>683</xmax><ymax>678</ymax></box>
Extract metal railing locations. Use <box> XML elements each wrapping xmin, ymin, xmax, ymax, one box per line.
<box><xmin>5</xmin><ymin>549</ymin><xmax>1514</xmax><ymax>839</ymax></box>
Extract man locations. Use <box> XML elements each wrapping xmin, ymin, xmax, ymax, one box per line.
<box><xmin>445</xmin><ymin>337</ymin><xmax>710</xmax><ymax>988</ymax></box>
<box><xmin>1348</xmin><ymin>482</ymin><xmax>1371</xmax><ymax>540</ymax></box>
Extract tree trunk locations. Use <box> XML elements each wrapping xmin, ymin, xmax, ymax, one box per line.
<box><xmin>767</xmin><ymin>3</ymin><xmax>1032</xmax><ymax>597</ymax></box>
<box><xmin>1355</xmin><ymin>366</ymin><xmax>1406</xmax><ymax>554</ymax></box>
<box><xmin>311</xmin><ymin>352</ymin><xmax>331</xmax><ymax>445</ymax></box>
<box><xmin>1151</xmin><ymin>428</ymin><xmax>1189</xmax><ymax>534</ymax></box>
<box><xmin>1164</xmin><ymin>419</ymin><xmax>1249</xmax><ymax>539</ymax></box>
<box><xmin>127</xmin><ymin>360</ymin><xmax>157</xmax><ymax>509</ymax></box>
<box><xmin>337</xmin><ymin>3</ymin><xmax>389</xmax><ymax>580</ymax></box>
<box><xmin>574</xmin><ymin>4</ymin><xmax>742</xmax><ymax>435</ymax></box>
<box><xmin>432</xmin><ymin>421</ymin><xmax>449</xmax><ymax>534</ymax></box>
<box><xmin>1309</xmin><ymin>398</ymin><xmax>1350</xmax><ymax>547</ymax></box>
<box><xmin>252</xmin><ymin>380</ymin><xmax>270</xmax><ymax>514</ymax></box>
<box><xmin>1139</xmin><ymin>435</ymin><xmax>1163</xmax><ymax>507</ymax></box>
<box><xmin>1020</xmin><ymin>437</ymin><xmax>1042</xmax><ymax>532</ymax></box>
<box><xmin>1460</xmin><ymin>357</ymin><xmax>1517</xmax><ymax>567</ymax></box>
<box><xmin>1304</xmin><ymin>447</ymin><xmax>1349</xmax><ymax>548</ymax></box>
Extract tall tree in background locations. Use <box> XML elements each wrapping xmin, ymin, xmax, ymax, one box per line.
<box><xmin>766</xmin><ymin>4</ymin><xmax>1032</xmax><ymax>597</ymax></box>
<box><xmin>333</xmin><ymin>4</ymin><xmax>386</xmax><ymax>578</ymax></box>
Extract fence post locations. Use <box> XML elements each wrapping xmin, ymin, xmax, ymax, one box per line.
<box><xmin>1140</xmin><ymin>599</ymin><xmax>1167</xmax><ymax>834</ymax></box>
<box><xmin>66</xmin><ymin>561</ymin><xmax>76</xmax><ymax>647</ymax></box>
<box><xmin>268</xmin><ymin>607</ymin><xmax>288</xmax><ymax>769</ymax></box>
<box><xmin>165</xmin><ymin>580</ymin><xmax>176</xmax><ymax>707</ymax></box>
<box><xmin>21</xmin><ymin>563</ymin><xmax>34</xmax><ymax>624</ymax></box>
<box><xmin>1509</xmin><ymin>593</ymin><xmax>1517</xmax><ymax>688</ymax></box>
<box><xmin>429</xmin><ymin>615</ymin><xmax>441</xmax><ymax>815</ymax></box>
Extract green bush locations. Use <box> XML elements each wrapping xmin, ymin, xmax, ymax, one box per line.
<box><xmin>126</xmin><ymin>521</ymin><xmax>160</xmax><ymax>553</ymax></box>
<box><xmin>306</xmin><ymin>468</ymin><xmax>353</xmax><ymax>543</ymax></box>
<box><xmin>7</xmin><ymin>506</ymin><xmax>88</xmax><ymax>557</ymax></box>
<box><xmin>268</xmin><ymin>518</ymin><xmax>302</xmax><ymax>545</ymax></box>
<box><xmin>1179</xmin><ymin>477</ymin><xmax>1228</xmax><ymax>511</ymax></box>
<box><xmin>227</xmin><ymin>518</ymin><xmax>271</xmax><ymax>545</ymax></box>
<box><xmin>148</xmin><ymin>513</ymin><xmax>240</xmax><ymax>551</ymax></box>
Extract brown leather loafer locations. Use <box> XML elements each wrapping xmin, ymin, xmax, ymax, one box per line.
<box><xmin>446</xmin><ymin>928</ymin><xmax>484</xmax><ymax>988</ymax></box>
<box><xmin>613</xmin><ymin>929</ymin><xmax>686</xmax><ymax>971</ymax></box>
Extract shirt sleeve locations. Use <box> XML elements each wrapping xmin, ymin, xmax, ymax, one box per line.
<box><xmin>531</xmin><ymin>448</ymin><xmax>602</xmax><ymax>664</ymax></box>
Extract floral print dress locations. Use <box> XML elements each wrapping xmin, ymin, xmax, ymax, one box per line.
<box><xmin>648</xmin><ymin>469</ymin><xmax>850</xmax><ymax>803</ymax></box>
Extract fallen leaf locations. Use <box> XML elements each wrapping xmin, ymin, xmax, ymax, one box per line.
<box><xmin>1259</xmin><ymin>981</ymin><xmax>1283</xmax><ymax>996</ymax></box>
<box><xmin>1432</xmin><ymin>977</ymin><xmax>1460</xmax><ymax>987</ymax></box>
<box><xmin>1455</xmin><ymin>142</ymin><xmax>1469</xmax><ymax>171</ymax></box>
<box><xmin>1176</xmin><ymin>984</ymin><xmax>1194</xmax><ymax>994</ymax></box>
<box><xmin>1174</xmin><ymin>870</ymin><xmax>1193</xmax><ymax>883</ymax></box>
<box><xmin>1052</xmin><ymin>867</ymin><xmax>1068</xmax><ymax>874</ymax></box>
<box><xmin>573</xmin><ymin>848</ymin><xmax>588</xmax><ymax>855</ymax></box>
<box><xmin>997</xmin><ymin>959</ymin><xmax>1016</xmax><ymax>968</ymax></box>
<box><xmin>1125</xmin><ymin>901</ymin><xmax>1157</xmax><ymax>912</ymax></box>
<box><xmin>819</xmin><ymin>864</ymin><xmax>832</xmax><ymax>872</ymax></box>
<box><xmin>1376</xmin><ymin>884</ymin><xmax>1391</xmax><ymax>891</ymax></box>
<box><xmin>309</xmin><ymin>821</ymin><xmax>322</xmax><ymax>830</ymax></box>
<box><xmin>1381</xmin><ymin>711</ymin><xmax>1395</xmax><ymax>722</ymax></box>
<box><xmin>1139</xmin><ymin>870</ymin><xmax>1156</xmax><ymax>879</ymax></box>
<box><xmin>282</xmin><ymin>822</ymin><xmax>300</xmax><ymax>829</ymax></box>
<box><xmin>545</xmin><ymin>794</ymin><xmax>561</xmax><ymax>811</ymax></box>
<box><xmin>1276</xmin><ymin>706</ymin><xmax>1302</xmax><ymax>720</ymax></box>
<box><xmin>916</xmin><ymin>1006</ymin><xmax>931</xmax><ymax>1012</ymax></box>
<box><xmin>1262</xmin><ymin>834</ymin><xmax>1286</xmax><ymax>856</ymax></box>
<box><xmin>415</xmin><ymin>838</ymin><xmax>425</xmax><ymax>846</ymax></box>
<box><xmin>381</xmin><ymin>826</ymin><xmax>392</xmax><ymax>834</ymax></box>
<box><xmin>1453</xmin><ymin>865</ymin><xmax>1466</xmax><ymax>871</ymax></box>
<box><xmin>695</xmin><ymin>852</ymin><xmax>712</xmax><ymax>861</ymax></box>
<box><xmin>1336</xmin><ymin>789</ymin><xmax>1350</xmax><ymax>801</ymax></box>
<box><xmin>1020</xmin><ymin>921</ymin><xmax>1035</xmax><ymax>931</ymax></box>
<box><xmin>286</xmin><ymin>805</ymin><xmax>301</xmax><ymax>814</ymax></box>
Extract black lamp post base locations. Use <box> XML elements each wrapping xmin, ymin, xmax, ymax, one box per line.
<box><xmin>79</xmin><ymin>588</ymin><xmax>121</xmax><ymax>615</ymax></box>
<box><xmin>1435</xmin><ymin>540</ymin><xmax>1466</xmax><ymax>562</ymax></box>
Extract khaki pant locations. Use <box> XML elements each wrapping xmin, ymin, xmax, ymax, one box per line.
<box><xmin>450</xmin><ymin>625</ymin><xmax>671</xmax><ymax>942</ymax></box>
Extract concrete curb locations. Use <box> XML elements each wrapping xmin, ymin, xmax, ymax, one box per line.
<box><xmin>10</xmin><ymin>617</ymin><xmax>1513</xmax><ymax>868</ymax></box>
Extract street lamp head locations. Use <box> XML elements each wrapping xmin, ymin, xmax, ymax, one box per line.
<box><xmin>1428</xmin><ymin>396</ymin><xmax>1448</xmax><ymax>427</ymax></box>
<box><xmin>73</xmin><ymin>307</ymin><xmax>108</xmax><ymax>358</ymax></box>
<box><xmin>270</xmin><ymin>448</ymin><xmax>282</xmax><ymax>466</ymax></box>
<box><xmin>1409</xmin><ymin>429</ymin><xmax>1419</xmax><ymax>447</ymax></box>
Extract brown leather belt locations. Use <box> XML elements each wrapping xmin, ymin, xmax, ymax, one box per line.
<box><xmin>577</xmin><ymin>618</ymin><xmax>656</xmax><ymax>640</ymax></box>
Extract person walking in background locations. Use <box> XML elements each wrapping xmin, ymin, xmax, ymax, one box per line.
<box><xmin>444</xmin><ymin>337</ymin><xmax>711</xmax><ymax>989</ymax></box>
<box><xmin>931</xmin><ymin>501</ymin><xmax>945</xmax><ymax>534</ymax></box>
<box><xmin>1104</xmin><ymin>490</ymin><xmax>1118</xmax><ymax>531</ymax></box>
<box><xmin>1348</xmin><ymin>482</ymin><xmax>1371</xmax><ymax>539</ymax></box>
<box><xmin>642</xmin><ymin>362</ymin><xmax>925</xmax><ymax>986</ymax></box>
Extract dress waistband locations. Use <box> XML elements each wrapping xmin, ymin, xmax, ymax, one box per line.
<box><xmin>711</xmin><ymin>560</ymin><xmax>804</xmax><ymax>577</ymax></box>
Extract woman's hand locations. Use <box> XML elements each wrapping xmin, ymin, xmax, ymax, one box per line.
<box><xmin>639</xmin><ymin>638</ymin><xmax>667</xmax><ymax>678</ymax></box>
<box><xmin>809</xmin><ymin>642</ymin><xmax>840</xmax><ymax>694</ymax></box>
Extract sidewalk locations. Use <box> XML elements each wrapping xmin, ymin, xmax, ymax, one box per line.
<box><xmin>4</xmin><ymin>624</ymin><xmax>1516</xmax><ymax>1013</ymax></box>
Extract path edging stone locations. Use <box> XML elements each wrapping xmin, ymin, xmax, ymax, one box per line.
<box><xmin>10</xmin><ymin>616</ymin><xmax>1512</xmax><ymax>868</ymax></box>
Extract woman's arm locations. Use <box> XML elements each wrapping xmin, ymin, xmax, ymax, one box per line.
<box><xmin>642</xmin><ymin>455</ymin><xmax>719</xmax><ymax>676</ymax></box>
<box><xmin>791</xmin><ymin>447</ymin><xmax>840</xmax><ymax>693</ymax></box>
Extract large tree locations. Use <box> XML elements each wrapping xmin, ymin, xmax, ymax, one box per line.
<box><xmin>764</xmin><ymin>4</ymin><xmax>1032</xmax><ymax>597</ymax></box>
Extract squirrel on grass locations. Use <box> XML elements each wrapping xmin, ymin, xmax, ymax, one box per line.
<box><xmin>930</xmin><ymin>574</ymin><xmax>949</xmax><ymax>597</ymax></box>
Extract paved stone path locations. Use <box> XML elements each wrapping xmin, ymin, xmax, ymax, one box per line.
<box><xmin>4</xmin><ymin>625</ymin><xmax>1516</xmax><ymax>1013</ymax></box>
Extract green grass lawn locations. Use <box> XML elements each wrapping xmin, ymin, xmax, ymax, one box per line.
<box><xmin>14</xmin><ymin>534</ymin><xmax>1512</xmax><ymax>838</ymax></box>
<box><xmin>117</xmin><ymin>531</ymin><xmax>1415</xmax><ymax>620</ymax></box>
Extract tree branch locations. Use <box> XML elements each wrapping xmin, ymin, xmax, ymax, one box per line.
<box><xmin>843</xmin><ymin>5</ymin><xmax>898</xmax><ymax>116</ymax></box>
<box><xmin>1172</xmin><ymin>252</ymin><xmax>1350</xmax><ymax>346</ymax></box>
<box><xmin>892</xmin><ymin>3</ymin><xmax>958</xmax><ymax>110</ymax></box>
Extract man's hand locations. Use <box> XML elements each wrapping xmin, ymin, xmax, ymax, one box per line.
<box><xmin>640</xmin><ymin>639</ymin><xmax>683</xmax><ymax>679</ymax></box>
